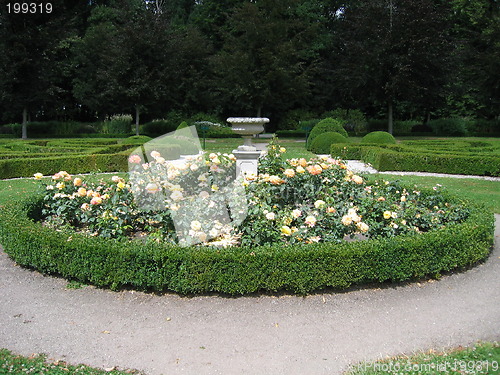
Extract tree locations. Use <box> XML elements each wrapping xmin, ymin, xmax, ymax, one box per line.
<box><xmin>0</xmin><ymin>2</ymin><xmax>54</xmax><ymax>137</ymax></box>
<box><xmin>448</xmin><ymin>0</ymin><xmax>500</xmax><ymax>119</ymax></box>
<box><xmin>333</xmin><ymin>0</ymin><xmax>454</xmax><ymax>132</ymax></box>
<box><xmin>211</xmin><ymin>0</ymin><xmax>318</xmax><ymax>123</ymax></box>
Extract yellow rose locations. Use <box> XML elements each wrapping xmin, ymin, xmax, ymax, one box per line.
<box><xmin>341</xmin><ymin>215</ymin><xmax>352</xmax><ymax>226</ymax></box>
<box><xmin>356</xmin><ymin>222</ymin><xmax>369</xmax><ymax>232</ymax></box>
<box><xmin>281</xmin><ymin>225</ymin><xmax>292</xmax><ymax>236</ymax></box>
<box><xmin>266</xmin><ymin>212</ymin><xmax>276</xmax><ymax>220</ymax></box>
<box><xmin>314</xmin><ymin>200</ymin><xmax>326</xmax><ymax>209</ymax></box>
<box><xmin>56</xmin><ymin>182</ymin><xmax>65</xmax><ymax>190</ymax></box>
<box><xmin>146</xmin><ymin>183</ymin><xmax>159</xmax><ymax>194</ymax></box>
<box><xmin>284</xmin><ymin>169</ymin><xmax>295</xmax><ymax>178</ymax></box>
<box><xmin>279</xmin><ymin>147</ymin><xmax>286</xmax><ymax>153</ymax></box>
<box><xmin>73</xmin><ymin>177</ymin><xmax>83</xmax><ymax>187</ymax></box>
<box><xmin>190</xmin><ymin>220</ymin><xmax>202</xmax><ymax>231</ymax></box>
<box><xmin>77</xmin><ymin>188</ymin><xmax>87</xmax><ymax>197</ymax></box>
<box><xmin>90</xmin><ymin>196</ymin><xmax>102</xmax><ymax>205</ymax></box>
<box><xmin>352</xmin><ymin>175</ymin><xmax>363</xmax><ymax>184</ymax></box>
<box><xmin>269</xmin><ymin>175</ymin><xmax>283</xmax><ymax>185</ymax></box>
<box><xmin>383</xmin><ymin>211</ymin><xmax>392</xmax><ymax>220</ymax></box>
<box><xmin>34</xmin><ymin>173</ymin><xmax>43</xmax><ymax>180</ymax></box>
<box><xmin>296</xmin><ymin>166</ymin><xmax>305</xmax><ymax>174</ymax></box>
<box><xmin>117</xmin><ymin>181</ymin><xmax>126</xmax><ymax>190</ymax></box>
<box><xmin>305</xmin><ymin>215</ymin><xmax>317</xmax><ymax>227</ymax></box>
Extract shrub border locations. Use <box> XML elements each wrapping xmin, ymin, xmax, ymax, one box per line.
<box><xmin>0</xmin><ymin>191</ymin><xmax>494</xmax><ymax>295</ymax></box>
<box><xmin>331</xmin><ymin>144</ymin><xmax>500</xmax><ymax>176</ymax></box>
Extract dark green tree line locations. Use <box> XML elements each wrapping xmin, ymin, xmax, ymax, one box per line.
<box><xmin>0</xmin><ymin>0</ymin><xmax>498</xmax><ymax>135</ymax></box>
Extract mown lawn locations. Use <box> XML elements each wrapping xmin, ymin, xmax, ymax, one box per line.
<box><xmin>346</xmin><ymin>341</ymin><xmax>500</xmax><ymax>375</ymax></box>
<box><xmin>375</xmin><ymin>174</ymin><xmax>500</xmax><ymax>214</ymax></box>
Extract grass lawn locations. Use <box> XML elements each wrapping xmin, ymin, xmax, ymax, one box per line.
<box><xmin>375</xmin><ymin>174</ymin><xmax>500</xmax><ymax>214</ymax></box>
<box><xmin>346</xmin><ymin>341</ymin><xmax>500</xmax><ymax>375</ymax></box>
<box><xmin>0</xmin><ymin>349</ymin><xmax>140</xmax><ymax>374</ymax></box>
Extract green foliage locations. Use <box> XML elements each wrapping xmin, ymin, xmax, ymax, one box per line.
<box><xmin>348</xmin><ymin>342</ymin><xmax>500</xmax><ymax>375</ymax></box>
<box><xmin>121</xmin><ymin>135</ymin><xmax>152</xmax><ymax>145</ymax></box>
<box><xmin>394</xmin><ymin>120</ymin><xmax>420</xmax><ymax>135</ymax></box>
<box><xmin>0</xmin><ymin>153</ymin><xmax>130</xmax><ymax>179</ymax></box>
<box><xmin>309</xmin><ymin>132</ymin><xmax>348</xmax><ymax>153</ymax></box>
<box><xmin>331</xmin><ymin>138</ymin><xmax>500</xmax><ymax>176</ymax></box>
<box><xmin>102</xmin><ymin>114</ymin><xmax>132</xmax><ymax>135</ymax></box>
<box><xmin>361</xmin><ymin>131</ymin><xmax>397</xmax><ymax>145</ymax></box>
<box><xmin>177</xmin><ymin>121</ymin><xmax>189</xmax><ymax>130</ymax></box>
<box><xmin>0</xmin><ymin>349</ymin><xmax>137</xmax><ymax>375</ymax></box>
<box><xmin>278</xmin><ymin>109</ymin><xmax>317</xmax><ymax>130</ymax></box>
<box><xmin>0</xmin><ymin>138</ymin><xmax>151</xmax><ymax>178</ymax></box>
<box><xmin>204</xmin><ymin>126</ymin><xmax>239</xmax><ymax>138</ymax></box>
<box><xmin>307</xmin><ymin>118</ymin><xmax>348</xmax><ymax>150</ymax></box>
<box><xmin>142</xmin><ymin>120</ymin><xmax>179</xmax><ymax>137</ymax></box>
<box><xmin>0</xmin><ymin>191</ymin><xmax>492</xmax><ymax>295</ymax></box>
<box><xmin>428</xmin><ymin>117</ymin><xmax>468</xmax><ymax>136</ymax></box>
<box><xmin>323</xmin><ymin>109</ymin><xmax>368</xmax><ymax>135</ymax></box>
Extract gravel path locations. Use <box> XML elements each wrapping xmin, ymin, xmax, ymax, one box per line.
<box><xmin>0</xmin><ymin>215</ymin><xmax>499</xmax><ymax>375</ymax></box>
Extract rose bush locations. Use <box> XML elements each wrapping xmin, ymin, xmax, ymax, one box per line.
<box><xmin>36</xmin><ymin>138</ymin><xmax>470</xmax><ymax>247</ymax></box>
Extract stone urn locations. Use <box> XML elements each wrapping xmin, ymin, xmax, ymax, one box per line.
<box><xmin>227</xmin><ymin>117</ymin><xmax>270</xmax><ymax>176</ymax></box>
<box><xmin>227</xmin><ymin>117</ymin><xmax>270</xmax><ymax>151</ymax></box>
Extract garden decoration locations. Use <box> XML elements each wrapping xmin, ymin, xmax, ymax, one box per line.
<box><xmin>227</xmin><ymin>117</ymin><xmax>270</xmax><ymax>176</ymax></box>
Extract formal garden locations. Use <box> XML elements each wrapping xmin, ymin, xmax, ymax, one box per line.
<box><xmin>0</xmin><ymin>123</ymin><xmax>499</xmax><ymax>373</ymax></box>
<box><xmin>0</xmin><ymin>117</ymin><xmax>498</xmax><ymax>295</ymax></box>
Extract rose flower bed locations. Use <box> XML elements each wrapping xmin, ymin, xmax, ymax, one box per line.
<box><xmin>0</xmin><ymin>139</ymin><xmax>494</xmax><ymax>295</ymax></box>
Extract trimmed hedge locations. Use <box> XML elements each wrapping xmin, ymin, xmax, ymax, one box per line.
<box><xmin>307</xmin><ymin>118</ymin><xmax>348</xmax><ymax>150</ymax></box>
<box><xmin>0</xmin><ymin>192</ymin><xmax>493</xmax><ymax>295</ymax></box>
<box><xmin>0</xmin><ymin>152</ymin><xmax>130</xmax><ymax>179</ymax></box>
<box><xmin>361</xmin><ymin>131</ymin><xmax>396</xmax><ymax>144</ymax></box>
<box><xmin>331</xmin><ymin>144</ymin><xmax>500</xmax><ymax>176</ymax></box>
<box><xmin>309</xmin><ymin>132</ymin><xmax>348</xmax><ymax>154</ymax></box>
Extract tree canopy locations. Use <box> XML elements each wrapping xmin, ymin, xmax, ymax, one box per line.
<box><xmin>0</xmin><ymin>0</ymin><xmax>498</xmax><ymax>133</ymax></box>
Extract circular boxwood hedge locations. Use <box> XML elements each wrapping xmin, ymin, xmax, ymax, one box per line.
<box><xmin>307</xmin><ymin>118</ymin><xmax>348</xmax><ymax>150</ymax></box>
<box><xmin>309</xmin><ymin>132</ymin><xmax>348</xmax><ymax>154</ymax></box>
<box><xmin>0</xmin><ymin>193</ymin><xmax>493</xmax><ymax>295</ymax></box>
<box><xmin>361</xmin><ymin>131</ymin><xmax>397</xmax><ymax>144</ymax></box>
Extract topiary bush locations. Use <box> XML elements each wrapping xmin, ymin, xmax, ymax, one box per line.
<box><xmin>309</xmin><ymin>132</ymin><xmax>348</xmax><ymax>154</ymax></box>
<box><xmin>307</xmin><ymin>118</ymin><xmax>348</xmax><ymax>150</ymax></box>
<box><xmin>361</xmin><ymin>131</ymin><xmax>397</xmax><ymax>144</ymax></box>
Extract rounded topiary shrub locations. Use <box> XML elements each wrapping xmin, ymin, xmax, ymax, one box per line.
<box><xmin>309</xmin><ymin>132</ymin><xmax>348</xmax><ymax>154</ymax></box>
<box><xmin>307</xmin><ymin>118</ymin><xmax>348</xmax><ymax>150</ymax></box>
<box><xmin>361</xmin><ymin>131</ymin><xmax>396</xmax><ymax>144</ymax></box>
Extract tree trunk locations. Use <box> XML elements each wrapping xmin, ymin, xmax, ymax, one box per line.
<box><xmin>387</xmin><ymin>100</ymin><xmax>393</xmax><ymax>135</ymax></box>
<box><xmin>135</xmin><ymin>105</ymin><xmax>140</xmax><ymax>136</ymax></box>
<box><xmin>256</xmin><ymin>105</ymin><xmax>262</xmax><ymax>118</ymax></box>
<box><xmin>22</xmin><ymin>107</ymin><xmax>28</xmax><ymax>139</ymax></box>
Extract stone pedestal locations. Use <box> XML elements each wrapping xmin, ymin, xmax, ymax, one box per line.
<box><xmin>232</xmin><ymin>148</ymin><xmax>262</xmax><ymax>177</ymax></box>
<box><xmin>227</xmin><ymin>117</ymin><xmax>270</xmax><ymax>177</ymax></box>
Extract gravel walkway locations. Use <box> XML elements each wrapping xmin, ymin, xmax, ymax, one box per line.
<box><xmin>0</xmin><ymin>215</ymin><xmax>499</xmax><ymax>375</ymax></box>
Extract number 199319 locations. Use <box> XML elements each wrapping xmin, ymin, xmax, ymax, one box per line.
<box><xmin>6</xmin><ymin>3</ymin><xmax>53</xmax><ymax>14</ymax></box>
